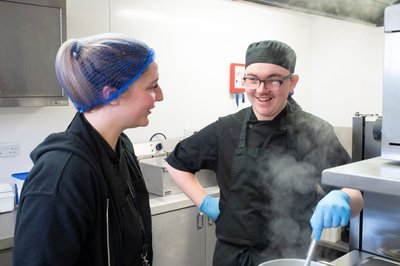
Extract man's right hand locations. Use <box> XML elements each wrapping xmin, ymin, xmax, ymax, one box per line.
<box><xmin>199</xmin><ymin>194</ymin><xmax>220</xmax><ymax>221</ymax></box>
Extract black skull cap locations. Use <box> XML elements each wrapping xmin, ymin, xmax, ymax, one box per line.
<box><xmin>245</xmin><ymin>40</ymin><xmax>296</xmax><ymax>73</ymax></box>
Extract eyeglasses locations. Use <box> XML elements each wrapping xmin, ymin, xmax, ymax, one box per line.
<box><xmin>243</xmin><ymin>74</ymin><xmax>292</xmax><ymax>91</ymax></box>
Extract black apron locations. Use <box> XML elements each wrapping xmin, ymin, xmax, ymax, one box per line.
<box><xmin>214</xmin><ymin>109</ymin><xmax>315</xmax><ymax>266</ymax></box>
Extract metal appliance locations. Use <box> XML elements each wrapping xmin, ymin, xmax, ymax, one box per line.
<box><xmin>323</xmin><ymin>157</ymin><xmax>400</xmax><ymax>266</ymax></box>
<box><xmin>135</xmin><ymin>139</ymin><xmax>217</xmax><ymax>197</ymax></box>
<box><xmin>352</xmin><ymin>113</ymin><xmax>382</xmax><ymax>163</ymax></box>
<box><xmin>139</xmin><ymin>156</ymin><xmax>217</xmax><ymax>197</ymax></box>
<box><xmin>321</xmin><ymin>5</ymin><xmax>400</xmax><ymax>266</ymax></box>
<box><xmin>381</xmin><ymin>4</ymin><xmax>400</xmax><ymax>161</ymax></box>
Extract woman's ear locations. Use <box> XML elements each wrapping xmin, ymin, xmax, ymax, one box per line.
<box><xmin>102</xmin><ymin>86</ymin><xmax>119</xmax><ymax>105</ymax></box>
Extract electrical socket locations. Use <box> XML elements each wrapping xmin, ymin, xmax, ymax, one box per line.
<box><xmin>0</xmin><ymin>142</ymin><xmax>20</xmax><ymax>158</ymax></box>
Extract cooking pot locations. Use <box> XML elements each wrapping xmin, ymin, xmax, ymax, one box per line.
<box><xmin>258</xmin><ymin>259</ymin><xmax>333</xmax><ymax>266</ymax></box>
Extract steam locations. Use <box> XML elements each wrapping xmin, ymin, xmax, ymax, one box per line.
<box><xmin>256</xmin><ymin>153</ymin><xmax>317</xmax><ymax>257</ymax></box>
<box><xmin>249</xmin><ymin>121</ymin><xmax>347</xmax><ymax>259</ymax></box>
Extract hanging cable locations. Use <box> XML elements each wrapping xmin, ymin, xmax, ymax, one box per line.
<box><xmin>149</xmin><ymin>133</ymin><xmax>167</xmax><ymax>141</ymax></box>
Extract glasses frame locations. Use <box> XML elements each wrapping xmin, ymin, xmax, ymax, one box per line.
<box><xmin>242</xmin><ymin>74</ymin><xmax>293</xmax><ymax>91</ymax></box>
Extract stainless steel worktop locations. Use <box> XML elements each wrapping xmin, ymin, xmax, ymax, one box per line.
<box><xmin>323</xmin><ymin>156</ymin><xmax>400</xmax><ymax>265</ymax></box>
<box><xmin>331</xmin><ymin>250</ymin><xmax>400</xmax><ymax>266</ymax></box>
<box><xmin>322</xmin><ymin>156</ymin><xmax>400</xmax><ymax>195</ymax></box>
<box><xmin>0</xmin><ymin>186</ymin><xmax>219</xmax><ymax>251</ymax></box>
<box><xmin>150</xmin><ymin>186</ymin><xmax>219</xmax><ymax>215</ymax></box>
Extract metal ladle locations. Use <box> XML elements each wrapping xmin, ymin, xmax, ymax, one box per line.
<box><xmin>304</xmin><ymin>239</ymin><xmax>318</xmax><ymax>266</ymax></box>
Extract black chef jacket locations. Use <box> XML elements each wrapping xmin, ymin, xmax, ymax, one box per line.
<box><xmin>166</xmin><ymin>97</ymin><xmax>351</xmax><ymax>209</ymax></box>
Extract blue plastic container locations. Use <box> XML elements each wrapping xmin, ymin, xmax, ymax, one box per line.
<box><xmin>11</xmin><ymin>172</ymin><xmax>29</xmax><ymax>205</ymax></box>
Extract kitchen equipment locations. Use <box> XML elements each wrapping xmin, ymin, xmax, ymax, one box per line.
<box><xmin>323</xmin><ymin>113</ymin><xmax>400</xmax><ymax>266</ymax></box>
<box><xmin>134</xmin><ymin>138</ymin><xmax>182</xmax><ymax>160</ymax></box>
<box><xmin>321</xmin><ymin>5</ymin><xmax>400</xmax><ymax>265</ymax></box>
<box><xmin>139</xmin><ymin>156</ymin><xmax>217</xmax><ymax>197</ymax></box>
<box><xmin>381</xmin><ymin>4</ymin><xmax>400</xmax><ymax>161</ymax></box>
<box><xmin>323</xmin><ymin>158</ymin><xmax>400</xmax><ymax>264</ymax></box>
<box><xmin>352</xmin><ymin>113</ymin><xmax>382</xmax><ymax>162</ymax></box>
<box><xmin>258</xmin><ymin>259</ymin><xmax>332</xmax><ymax>266</ymax></box>
<box><xmin>304</xmin><ymin>239</ymin><xmax>319</xmax><ymax>266</ymax></box>
<box><xmin>0</xmin><ymin>183</ymin><xmax>15</xmax><ymax>213</ymax></box>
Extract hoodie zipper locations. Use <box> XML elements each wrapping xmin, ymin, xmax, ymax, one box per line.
<box><xmin>106</xmin><ymin>198</ymin><xmax>111</xmax><ymax>266</ymax></box>
<box><xmin>126</xmin><ymin>178</ymin><xmax>150</xmax><ymax>266</ymax></box>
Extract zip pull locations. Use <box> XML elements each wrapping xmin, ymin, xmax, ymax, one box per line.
<box><xmin>141</xmin><ymin>252</ymin><xmax>150</xmax><ymax>266</ymax></box>
<box><xmin>106</xmin><ymin>198</ymin><xmax>111</xmax><ymax>266</ymax></box>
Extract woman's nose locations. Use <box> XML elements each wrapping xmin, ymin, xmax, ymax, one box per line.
<box><xmin>156</xmin><ymin>87</ymin><xmax>164</xmax><ymax>101</ymax></box>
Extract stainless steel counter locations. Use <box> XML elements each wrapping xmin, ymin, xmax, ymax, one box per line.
<box><xmin>323</xmin><ymin>156</ymin><xmax>400</xmax><ymax>265</ymax></box>
<box><xmin>322</xmin><ymin>156</ymin><xmax>400</xmax><ymax>195</ymax></box>
<box><xmin>331</xmin><ymin>250</ymin><xmax>400</xmax><ymax>266</ymax></box>
<box><xmin>150</xmin><ymin>186</ymin><xmax>219</xmax><ymax>215</ymax></box>
<box><xmin>330</xmin><ymin>250</ymin><xmax>369</xmax><ymax>265</ymax></box>
<box><xmin>0</xmin><ymin>186</ymin><xmax>219</xmax><ymax>251</ymax></box>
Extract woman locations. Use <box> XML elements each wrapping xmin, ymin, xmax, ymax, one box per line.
<box><xmin>13</xmin><ymin>33</ymin><xmax>163</xmax><ymax>266</ymax></box>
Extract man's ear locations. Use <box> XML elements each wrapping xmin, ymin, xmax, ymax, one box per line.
<box><xmin>102</xmin><ymin>86</ymin><xmax>119</xmax><ymax>104</ymax></box>
<box><xmin>290</xmin><ymin>74</ymin><xmax>299</xmax><ymax>92</ymax></box>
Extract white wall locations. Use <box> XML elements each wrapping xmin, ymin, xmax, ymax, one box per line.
<box><xmin>309</xmin><ymin>17</ymin><xmax>383</xmax><ymax>124</ymax></box>
<box><xmin>0</xmin><ymin>0</ymin><xmax>384</xmax><ymax>184</ymax></box>
<box><xmin>111</xmin><ymin>0</ymin><xmax>313</xmax><ymax>140</ymax></box>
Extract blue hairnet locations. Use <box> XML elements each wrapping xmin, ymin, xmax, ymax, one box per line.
<box><xmin>55</xmin><ymin>33</ymin><xmax>155</xmax><ymax>112</ymax></box>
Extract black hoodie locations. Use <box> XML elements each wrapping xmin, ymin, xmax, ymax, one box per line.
<box><xmin>13</xmin><ymin>112</ymin><xmax>152</xmax><ymax>266</ymax></box>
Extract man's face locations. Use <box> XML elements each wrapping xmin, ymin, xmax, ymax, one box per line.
<box><xmin>244</xmin><ymin>63</ymin><xmax>298</xmax><ymax>121</ymax></box>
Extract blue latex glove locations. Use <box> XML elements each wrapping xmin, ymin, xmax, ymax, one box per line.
<box><xmin>310</xmin><ymin>190</ymin><xmax>351</xmax><ymax>241</ymax></box>
<box><xmin>199</xmin><ymin>194</ymin><xmax>220</xmax><ymax>221</ymax></box>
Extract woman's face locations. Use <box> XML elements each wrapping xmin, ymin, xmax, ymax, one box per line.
<box><xmin>118</xmin><ymin>61</ymin><xmax>164</xmax><ymax>128</ymax></box>
<box><xmin>244</xmin><ymin>63</ymin><xmax>298</xmax><ymax>121</ymax></box>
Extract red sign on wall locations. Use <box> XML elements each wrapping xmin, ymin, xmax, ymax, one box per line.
<box><xmin>229</xmin><ymin>63</ymin><xmax>245</xmax><ymax>93</ymax></box>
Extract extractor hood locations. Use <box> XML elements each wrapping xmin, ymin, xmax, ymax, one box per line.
<box><xmin>240</xmin><ymin>0</ymin><xmax>400</xmax><ymax>26</ymax></box>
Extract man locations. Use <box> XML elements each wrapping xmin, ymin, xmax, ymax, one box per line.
<box><xmin>166</xmin><ymin>40</ymin><xmax>363</xmax><ymax>265</ymax></box>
